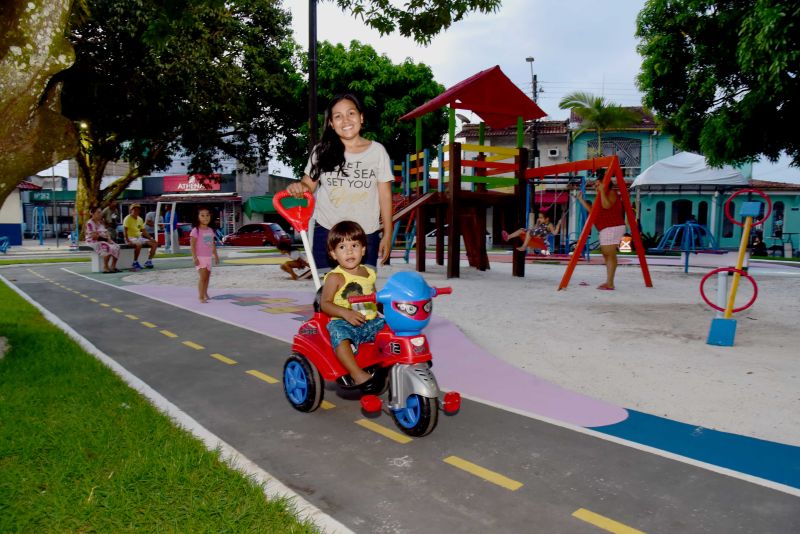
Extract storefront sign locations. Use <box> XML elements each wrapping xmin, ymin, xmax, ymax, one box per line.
<box><xmin>32</xmin><ymin>191</ymin><xmax>52</xmax><ymax>201</ymax></box>
<box><xmin>163</xmin><ymin>174</ymin><xmax>221</xmax><ymax>193</ymax></box>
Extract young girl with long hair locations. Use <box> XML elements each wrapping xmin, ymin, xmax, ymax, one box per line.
<box><xmin>190</xmin><ymin>207</ymin><xmax>219</xmax><ymax>302</ymax></box>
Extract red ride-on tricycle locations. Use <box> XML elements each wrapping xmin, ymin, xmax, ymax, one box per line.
<box><xmin>273</xmin><ymin>191</ymin><xmax>461</xmax><ymax>437</ymax></box>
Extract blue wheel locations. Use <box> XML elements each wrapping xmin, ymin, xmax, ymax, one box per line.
<box><xmin>283</xmin><ymin>354</ymin><xmax>323</xmax><ymax>412</ymax></box>
<box><xmin>390</xmin><ymin>394</ymin><xmax>438</xmax><ymax>437</ymax></box>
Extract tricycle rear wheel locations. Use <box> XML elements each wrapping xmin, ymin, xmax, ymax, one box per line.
<box><xmin>283</xmin><ymin>354</ymin><xmax>323</xmax><ymax>412</ymax></box>
<box><xmin>390</xmin><ymin>394</ymin><xmax>438</xmax><ymax>437</ymax></box>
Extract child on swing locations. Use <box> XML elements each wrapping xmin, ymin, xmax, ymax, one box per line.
<box><xmin>503</xmin><ymin>211</ymin><xmax>562</xmax><ymax>254</ymax></box>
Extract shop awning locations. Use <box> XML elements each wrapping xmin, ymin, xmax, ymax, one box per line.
<box><xmin>242</xmin><ymin>194</ymin><xmax>306</xmax><ymax>218</ymax></box>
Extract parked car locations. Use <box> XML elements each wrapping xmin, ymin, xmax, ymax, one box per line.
<box><xmin>156</xmin><ymin>223</ymin><xmax>193</xmax><ymax>247</ymax></box>
<box><xmin>221</xmin><ymin>223</ymin><xmax>291</xmax><ymax>247</ymax></box>
<box><xmin>421</xmin><ymin>225</ymin><xmax>492</xmax><ymax>249</ymax></box>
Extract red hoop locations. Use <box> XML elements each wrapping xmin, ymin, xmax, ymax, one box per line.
<box><xmin>272</xmin><ymin>191</ymin><xmax>314</xmax><ymax>232</ymax></box>
<box><xmin>723</xmin><ymin>188</ymin><xmax>772</xmax><ymax>227</ymax></box>
<box><xmin>699</xmin><ymin>267</ymin><xmax>758</xmax><ymax>313</ymax></box>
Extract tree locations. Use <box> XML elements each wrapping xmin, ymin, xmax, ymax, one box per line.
<box><xmin>330</xmin><ymin>0</ymin><xmax>502</xmax><ymax>44</ymax></box>
<box><xmin>0</xmin><ymin>0</ymin><xmax>77</xmax><ymax>207</ymax></box>
<box><xmin>287</xmin><ymin>40</ymin><xmax>448</xmax><ymax>172</ymax></box>
<box><xmin>636</xmin><ymin>0</ymin><xmax>800</xmax><ymax>167</ymax></box>
<box><xmin>58</xmin><ymin>0</ymin><xmax>304</xmax><ymax>223</ymax></box>
<box><xmin>558</xmin><ymin>91</ymin><xmax>640</xmax><ymax>157</ymax></box>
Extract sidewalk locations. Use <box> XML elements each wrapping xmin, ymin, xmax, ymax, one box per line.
<box><xmin>2</xmin><ymin>238</ymin><xmax>82</xmax><ymax>256</ymax></box>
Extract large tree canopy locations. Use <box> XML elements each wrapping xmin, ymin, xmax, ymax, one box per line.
<box><xmin>330</xmin><ymin>0</ymin><xmax>502</xmax><ymax>44</ymax></box>
<box><xmin>58</xmin><ymin>0</ymin><xmax>303</xmax><ymax>217</ymax></box>
<box><xmin>0</xmin><ymin>0</ymin><xmax>77</xmax><ymax>206</ymax></box>
<box><xmin>636</xmin><ymin>0</ymin><xmax>800</xmax><ymax>167</ymax></box>
<box><xmin>288</xmin><ymin>40</ymin><xmax>448</xmax><ymax>172</ymax></box>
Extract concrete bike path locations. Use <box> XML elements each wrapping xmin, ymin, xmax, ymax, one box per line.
<box><xmin>3</xmin><ymin>264</ymin><xmax>799</xmax><ymax>534</ymax></box>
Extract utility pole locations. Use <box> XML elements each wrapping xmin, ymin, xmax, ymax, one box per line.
<box><xmin>525</xmin><ymin>56</ymin><xmax>539</xmax><ymax>168</ymax></box>
<box><xmin>308</xmin><ymin>0</ymin><xmax>319</xmax><ymax>150</ymax></box>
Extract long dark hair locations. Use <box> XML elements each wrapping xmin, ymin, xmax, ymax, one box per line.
<box><xmin>192</xmin><ymin>206</ymin><xmax>215</xmax><ymax>229</ymax></box>
<box><xmin>308</xmin><ymin>93</ymin><xmax>363</xmax><ymax>181</ymax></box>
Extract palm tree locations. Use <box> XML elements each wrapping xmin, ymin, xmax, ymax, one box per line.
<box><xmin>559</xmin><ymin>92</ymin><xmax>640</xmax><ymax>158</ymax></box>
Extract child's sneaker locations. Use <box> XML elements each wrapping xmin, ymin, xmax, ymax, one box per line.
<box><xmin>131</xmin><ymin>261</ymin><xmax>142</xmax><ymax>271</ymax></box>
<box><xmin>144</xmin><ymin>260</ymin><xmax>154</xmax><ymax>269</ymax></box>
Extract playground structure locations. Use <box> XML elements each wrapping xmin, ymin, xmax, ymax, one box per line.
<box><xmin>701</xmin><ymin>189</ymin><xmax>770</xmax><ymax>346</ymax></box>
<box><xmin>389</xmin><ymin>66</ymin><xmax>652</xmax><ymax>289</ymax></box>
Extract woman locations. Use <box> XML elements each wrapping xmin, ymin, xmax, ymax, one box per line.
<box><xmin>577</xmin><ymin>179</ymin><xmax>627</xmax><ymax>290</ymax></box>
<box><xmin>85</xmin><ymin>205</ymin><xmax>121</xmax><ymax>273</ymax></box>
<box><xmin>285</xmin><ymin>94</ymin><xmax>394</xmax><ymax>274</ymax></box>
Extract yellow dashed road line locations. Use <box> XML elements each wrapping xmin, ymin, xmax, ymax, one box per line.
<box><xmin>79</xmin><ymin>294</ymin><xmax>89</xmax><ymax>298</ymax></box>
<box><xmin>90</xmin><ymin>298</ymin><xmax>99</xmax><ymax>303</ymax></box>
<box><xmin>112</xmin><ymin>308</ymin><xmax>124</xmax><ymax>313</ymax></box>
<box><xmin>99</xmin><ymin>303</ymin><xmax>110</xmax><ymax>308</ymax></box>
<box><xmin>443</xmin><ymin>455</ymin><xmax>523</xmax><ymax>491</ymax></box>
<box><xmin>354</xmin><ymin>419</ymin><xmax>413</xmax><ymax>444</ymax></box>
<box><xmin>321</xmin><ymin>400</ymin><xmax>336</xmax><ymax>410</ymax></box>
<box><xmin>211</xmin><ymin>353</ymin><xmax>237</xmax><ymax>365</ymax></box>
<box><xmin>141</xmin><ymin>321</ymin><xmax>157</xmax><ymax>328</ymax></box>
<box><xmin>246</xmin><ymin>370</ymin><xmax>279</xmax><ymax>384</ymax></box>
<box><xmin>182</xmin><ymin>341</ymin><xmax>204</xmax><ymax>350</ymax></box>
<box><xmin>159</xmin><ymin>329</ymin><xmax>178</xmax><ymax>338</ymax></box>
<box><xmin>125</xmin><ymin>314</ymin><xmax>139</xmax><ymax>320</ymax></box>
<box><xmin>572</xmin><ymin>508</ymin><xmax>646</xmax><ymax>534</ymax></box>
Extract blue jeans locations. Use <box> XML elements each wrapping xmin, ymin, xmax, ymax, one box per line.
<box><xmin>327</xmin><ymin>317</ymin><xmax>385</xmax><ymax>354</ymax></box>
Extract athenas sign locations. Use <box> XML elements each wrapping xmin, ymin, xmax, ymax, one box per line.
<box><xmin>163</xmin><ymin>174</ymin><xmax>221</xmax><ymax>193</ymax></box>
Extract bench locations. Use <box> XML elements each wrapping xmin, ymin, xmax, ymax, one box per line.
<box><xmin>79</xmin><ymin>244</ymin><xmax>140</xmax><ymax>272</ymax></box>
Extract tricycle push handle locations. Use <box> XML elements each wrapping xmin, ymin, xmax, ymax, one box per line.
<box><xmin>433</xmin><ymin>287</ymin><xmax>452</xmax><ymax>296</ymax></box>
<box><xmin>348</xmin><ymin>293</ymin><xmax>377</xmax><ymax>304</ymax></box>
<box><xmin>272</xmin><ymin>190</ymin><xmax>315</xmax><ymax>233</ymax></box>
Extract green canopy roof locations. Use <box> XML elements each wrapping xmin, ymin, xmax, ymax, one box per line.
<box><xmin>243</xmin><ymin>194</ymin><xmax>307</xmax><ymax>218</ymax></box>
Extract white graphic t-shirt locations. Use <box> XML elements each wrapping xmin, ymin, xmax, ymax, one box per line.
<box><xmin>304</xmin><ymin>141</ymin><xmax>394</xmax><ymax>234</ymax></box>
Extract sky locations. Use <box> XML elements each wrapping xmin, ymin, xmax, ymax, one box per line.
<box><xmin>286</xmin><ymin>0</ymin><xmax>800</xmax><ymax>183</ymax></box>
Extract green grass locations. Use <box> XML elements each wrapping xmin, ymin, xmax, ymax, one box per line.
<box><xmin>0</xmin><ymin>253</ymin><xmax>189</xmax><ymax>266</ymax></box>
<box><xmin>0</xmin><ymin>281</ymin><xmax>318</xmax><ymax>533</ymax></box>
<box><xmin>0</xmin><ymin>257</ymin><xmax>89</xmax><ymax>266</ymax></box>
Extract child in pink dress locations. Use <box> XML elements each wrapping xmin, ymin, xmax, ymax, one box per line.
<box><xmin>190</xmin><ymin>207</ymin><xmax>219</xmax><ymax>303</ymax></box>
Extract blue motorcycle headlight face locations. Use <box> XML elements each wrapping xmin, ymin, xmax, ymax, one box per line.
<box><xmin>392</xmin><ymin>299</ymin><xmax>432</xmax><ymax>321</ymax></box>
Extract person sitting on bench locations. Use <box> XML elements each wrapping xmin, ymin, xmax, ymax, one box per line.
<box><xmin>123</xmin><ymin>204</ymin><xmax>157</xmax><ymax>270</ymax></box>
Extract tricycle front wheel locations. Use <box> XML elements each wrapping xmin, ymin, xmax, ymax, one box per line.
<box><xmin>283</xmin><ymin>354</ymin><xmax>323</xmax><ymax>412</ymax></box>
<box><xmin>391</xmin><ymin>394</ymin><xmax>438</xmax><ymax>437</ymax></box>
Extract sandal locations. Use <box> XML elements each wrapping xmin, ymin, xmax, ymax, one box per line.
<box><xmin>597</xmin><ymin>283</ymin><xmax>615</xmax><ymax>290</ymax></box>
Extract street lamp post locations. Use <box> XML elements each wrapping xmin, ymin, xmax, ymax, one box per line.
<box><xmin>525</xmin><ymin>56</ymin><xmax>539</xmax><ymax>168</ymax></box>
<box><xmin>308</xmin><ymin>0</ymin><xmax>319</xmax><ymax>150</ymax></box>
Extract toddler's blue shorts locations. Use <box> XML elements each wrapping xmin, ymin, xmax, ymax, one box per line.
<box><xmin>327</xmin><ymin>317</ymin><xmax>385</xmax><ymax>354</ymax></box>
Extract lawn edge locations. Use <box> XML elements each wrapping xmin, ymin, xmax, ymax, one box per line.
<box><xmin>0</xmin><ymin>272</ymin><xmax>352</xmax><ymax>534</ymax></box>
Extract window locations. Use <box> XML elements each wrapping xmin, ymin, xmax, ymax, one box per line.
<box><xmin>655</xmin><ymin>201</ymin><xmax>665</xmax><ymax>234</ymax></box>
<box><xmin>772</xmin><ymin>201</ymin><xmax>784</xmax><ymax>238</ymax></box>
<box><xmin>697</xmin><ymin>201</ymin><xmax>708</xmax><ymax>226</ymax></box>
<box><xmin>722</xmin><ymin>201</ymin><xmax>734</xmax><ymax>238</ymax></box>
<box><xmin>587</xmin><ymin>136</ymin><xmax>642</xmax><ymax>176</ymax></box>
<box><xmin>671</xmin><ymin>199</ymin><xmax>693</xmax><ymax>224</ymax></box>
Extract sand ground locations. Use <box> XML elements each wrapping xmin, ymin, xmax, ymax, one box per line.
<box><xmin>129</xmin><ymin>254</ymin><xmax>800</xmax><ymax>447</ymax></box>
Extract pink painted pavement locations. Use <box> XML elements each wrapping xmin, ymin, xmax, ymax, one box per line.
<box><xmin>123</xmin><ymin>283</ymin><xmax>628</xmax><ymax>428</ymax></box>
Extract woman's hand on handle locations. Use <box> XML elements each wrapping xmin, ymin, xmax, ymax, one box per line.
<box><xmin>286</xmin><ymin>175</ymin><xmax>317</xmax><ymax>199</ymax></box>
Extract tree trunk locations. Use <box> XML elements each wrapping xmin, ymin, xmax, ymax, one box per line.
<box><xmin>0</xmin><ymin>0</ymin><xmax>77</xmax><ymax>206</ymax></box>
